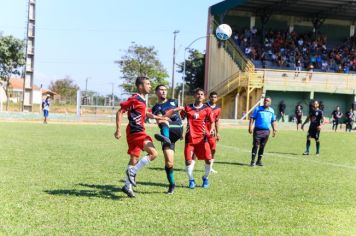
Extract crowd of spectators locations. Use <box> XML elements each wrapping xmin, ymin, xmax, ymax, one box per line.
<box><xmin>232</xmin><ymin>27</ymin><xmax>356</xmax><ymax>73</ymax></box>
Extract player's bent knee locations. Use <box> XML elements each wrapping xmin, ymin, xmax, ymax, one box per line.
<box><xmin>166</xmin><ymin>162</ymin><xmax>173</xmax><ymax>169</ymax></box>
<box><xmin>150</xmin><ymin>149</ymin><xmax>158</xmax><ymax>160</ymax></box>
<box><xmin>185</xmin><ymin>160</ymin><xmax>192</xmax><ymax>166</ymax></box>
<box><xmin>144</xmin><ymin>141</ymin><xmax>158</xmax><ymax>160</ymax></box>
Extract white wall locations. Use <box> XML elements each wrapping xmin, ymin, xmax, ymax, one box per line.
<box><xmin>0</xmin><ymin>87</ymin><xmax>42</xmax><ymax>104</ymax></box>
<box><xmin>32</xmin><ymin>90</ymin><xmax>41</xmax><ymax>104</ymax></box>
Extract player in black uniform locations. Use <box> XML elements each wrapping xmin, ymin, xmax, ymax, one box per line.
<box><xmin>345</xmin><ymin>107</ymin><xmax>354</xmax><ymax>132</ymax></box>
<box><xmin>301</xmin><ymin>100</ymin><xmax>324</xmax><ymax>157</ymax></box>
<box><xmin>295</xmin><ymin>104</ymin><xmax>303</xmax><ymax>130</ymax></box>
<box><xmin>152</xmin><ymin>84</ymin><xmax>184</xmax><ymax>194</ymax></box>
<box><xmin>331</xmin><ymin>106</ymin><xmax>343</xmax><ymax>132</ymax></box>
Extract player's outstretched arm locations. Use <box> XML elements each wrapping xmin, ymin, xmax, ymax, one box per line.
<box><xmin>114</xmin><ymin>109</ymin><xmax>124</xmax><ymax>140</ymax></box>
<box><xmin>162</xmin><ymin>106</ymin><xmax>184</xmax><ymax>118</ymax></box>
<box><xmin>146</xmin><ymin>111</ymin><xmax>170</xmax><ymax>121</ymax></box>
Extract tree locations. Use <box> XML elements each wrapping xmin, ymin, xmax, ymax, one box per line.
<box><xmin>116</xmin><ymin>42</ymin><xmax>169</xmax><ymax>93</ymax></box>
<box><xmin>177</xmin><ymin>49</ymin><xmax>205</xmax><ymax>95</ymax></box>
<box><xmin>0</xmin><ymin>35</ymin><xmax>25</xmax><ymax>110</ymax></box>
<box><xmin>48</xmin><ymin>77</ymin><xmax>79</xmax><ymax>104</ymax></box>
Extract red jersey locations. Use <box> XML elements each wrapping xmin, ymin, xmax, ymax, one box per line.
<box><xmin>119</xmin><ymin>94</ymin><xmax>147</xmax><ymax>135</ymax></box>
<box><xmin>183</xmin><ymin>103</ymin><xmax>214</xmax><ymax>144</ymax></box>
<box><xmin>205</xmin><ymin>102</ymin><xmax>221</xmax><ymax>132</ymax></box>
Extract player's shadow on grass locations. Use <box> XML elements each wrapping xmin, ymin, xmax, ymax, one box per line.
<box><xmin>214</xmin><ymin>161</ymin><xmax>250</xmax><ymax>167</ymax></box>
<box><xmin>267</xmin><ymin>151</ymin><xmax>300</xmax><ymax>156</ymax></box>
<box><xmin>118</xmin><ymin>180</ymin><xmax>178</xmax><ymax>188</ymax></box>
<box><xmin>44</xmin><ymin>183</ymin><xmax>126</xmax><ymax>200</ymax></box>
<box><xmin>148</xmin><ymin>167</ymin><xmax>187</xmax><ymax>172</ymax></box>
<box><xmin>79</xmin><ymin>183</ymin><xmax>163</xmax><ymax>195</ymax></box>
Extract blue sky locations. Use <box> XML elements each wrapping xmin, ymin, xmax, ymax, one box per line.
<box><xmin>0</xmin><ymin>0</ymin><xmax>220</xmax><ymax>96</ymax></box>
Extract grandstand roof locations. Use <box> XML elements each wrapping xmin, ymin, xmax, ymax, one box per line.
<box><xmin>211</xmin><ymin>0</ymin><xmax>356</xmax><ymax>21</ymax></box>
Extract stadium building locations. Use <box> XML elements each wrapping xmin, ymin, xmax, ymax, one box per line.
<box><xmin>205</xmin><ymin>0</ymin><xmax>356</xmax><ymax>119</ymax></box>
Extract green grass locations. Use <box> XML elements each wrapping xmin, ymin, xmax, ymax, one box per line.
<box><xmin>0</xmin><ymin>122</ymin><xmax>355</xmax><ymax>235</ymax></box>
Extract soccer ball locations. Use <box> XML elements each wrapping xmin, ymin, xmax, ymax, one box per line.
<box><xmin>216</xmin><ymin>24</ymin><xmax>232</xmax><ymax>41</ymax></box>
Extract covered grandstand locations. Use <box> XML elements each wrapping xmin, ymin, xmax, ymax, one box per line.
<box><xmin>205</xmin><ymin>0</ymin><xmax>356</xmax><ymax>119</ymax></box>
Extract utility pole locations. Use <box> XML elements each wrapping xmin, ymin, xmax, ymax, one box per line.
<box><xmin>22</xmin><ymin>0</ymin><xmax>36</xmax><ymax>112</ymax></box>
<box><xmin>111</xmin><ymin>82</ymin><xmax>114</xmax><ymax>106</ymax></box>
<box><xmin>85</xmin><ymin>77</ymin><xmax>89</xmax><ymax>94</ymax></box>
<box><xmin>171</xmin><ymin>30</ymin><xmax>179</xmax><ymax>98</ymax></box>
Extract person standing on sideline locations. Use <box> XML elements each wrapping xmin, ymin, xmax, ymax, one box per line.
<box><xmin>302</xmin><ymin>100</ymin><xmax>324</xmax><ymax>157</ymax></box>
<box><xmin>42</xmin><ymin>95</ymin><xmax>50</xmax><ymax>124</ymax></box>
<box><xmin>151</xmin><ymin>84</ymin><xmax>184</xmax><ymax>194</ymax></box>
<box><xmin>295</xmin><ymin>104</ymin><xmax>303</xmax><ymax>130</ymax></box>
<box><xmin>114</xmin><ymin>76</ymin><xmax>169</xmax><ymax>198</ymax></box>
<box><xmin>331</xmin><ymin>106</ymin><xmax>343</xmax><ymax>132</ymax></box>
<box><xmin>345</xmin><ymin>107</ymin><xmax>354</xmax><ymax>132</ymax></box>
<box><xmin>249</xmin><ymin>97</ymin><xmax>277</xmax><ymax>167</ymax></box>
<box><xmin>205</xmin><ymin>91</ymin><xmax>221</xmax><ymax>173</ymax></box>
<box><xmin>278</xmin><ymin>100</ymin><xmax>286</xmax><ymax>122</ymax></box>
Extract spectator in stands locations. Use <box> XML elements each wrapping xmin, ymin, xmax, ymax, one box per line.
<box><xmin>321</xmin><ymin>60</ymin><xmax>329</xmax><ymax>72</ymax></box>
<box><xmin>343</xmin><ymin>63</ymin><xmax>350</xmax><ymax>73</ymax></box>
<box><xmin>245</xmin><ymin>47</ymin><xmax>252</xmax><ymax>58</ymax></box>
<box><xmin>231</xmin><ymin>27</ymin><xmax>356</xmax><ymax>73</ymax></box>
<box><xmin>307</xmin><ymin>64</ymin><xmax>314</xmax><ymax>80</ymax></box>
<box><xmin>298</xmin><ymin>38</ymin><xmax>304</xmax><ymax>47</ymax></box>
<box><xmin>351</xmin><ymin>58</ymin><xmax>356</xmax><ymax>71</ymax></box>
<box><xmin>260</xmin><ymin>49</ymin><xmax>267</xmax><ymax>68</ymax></box>
<box><xmin>233</xmin><ymin>33</ymin><xmax>240</xmax><ymax>46</ymax></box>
<box><xmin>295</xmin><ymin>57</ymin><xmax>302</xmax><ymax>77</ymax></box>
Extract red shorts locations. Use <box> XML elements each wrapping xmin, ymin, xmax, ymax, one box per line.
<box><xmin>185</xmin><ymin>139</ymin><xmax>212</xmax><ymax>161</ymax></box>
<box><xmin>126</xmin><ymin>132</ymin><xmax>153</xmax><ymax>157</ymax></box>
<box><xmin>207</xmin><ymin>136</ymin><xmax>217</xmax><ymax>151</ymax></box>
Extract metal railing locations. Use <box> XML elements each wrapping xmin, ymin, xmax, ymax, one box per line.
<box><xmin>209</xmin><ymin>71</ymin><xmax>264</xmax><ymax>97</ymax></box>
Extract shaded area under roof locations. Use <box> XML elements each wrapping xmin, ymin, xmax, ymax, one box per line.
<box><xmin>211</xmin><ymin>0</ymin><xmax>356</xmax><ymax>21</ymax></box>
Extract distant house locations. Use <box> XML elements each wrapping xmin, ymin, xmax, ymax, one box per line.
<box><xmin>0</xmin><ymin>78</ymin><xmax>42</xmax><ymax>104</ymax></box>
<box><xmin>41</xmin><ymin>89</ymin><xmax>58</xmax><ymax>99</ymax></box>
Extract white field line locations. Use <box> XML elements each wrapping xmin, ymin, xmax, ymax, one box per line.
<box><xmin>218</xmin><ymin>144</ymin><xmax>356</xmax><ymax>171</ymax></box>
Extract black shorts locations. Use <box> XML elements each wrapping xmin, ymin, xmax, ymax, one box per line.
<box><xmin>307</xmin><ymin>128</ymin><xmax>320</xmax><ymax>140</ymax></box>
<box><xmin>162</xmin><ymin>127</ymin><xmax>183</xmax><ymax>151</ymax></box>
<box><xmin>296</xmin><ymin>115</ymin><xmax>302</xmax><ymax>124</ymax></box>
<box><xmin>253</xmin><ymin>129</ymin><xmax>270</xmax><ymax>147</ymax></box>
<box><xmin>333</xmin><ymin>119</ymin><xmax>339</xmax><ymax>126</ymax></box>
<box><xmin>345</xmin><ymin>120</ymin><xmax>353</xmax><ymax>126</ymax></box>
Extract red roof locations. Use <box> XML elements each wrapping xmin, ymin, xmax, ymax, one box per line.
<box><xmin>9</xmin><ymin>78</ymin><xmax>40</xmax><ymax>90</ymax></box>
<box><xmin>42</xmin><ymin>89</ymin><xmax>58</xmax><ymax>95</ymax></box>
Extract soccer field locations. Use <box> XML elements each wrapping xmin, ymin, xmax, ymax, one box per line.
<box><xmin>0</xmin><ymin>122</ymin><xmax>355</xmax><ymax>235</ymax></box>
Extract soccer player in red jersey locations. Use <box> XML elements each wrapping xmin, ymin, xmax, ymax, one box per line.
<box><xmin>205</xmin><ymin>91</ymin><xmax>221</xmax><ymax>174</ymax></box>
<box><xmin>114</xmin><ymin>76</ymin><xmax>168</xmax><ymax>198</ymax></box>
<box><xmin>181</xmin><ymin>88</ymin><xmax>215</xmax><ymax>189</ymax></box>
